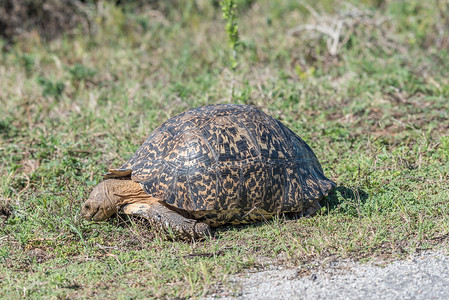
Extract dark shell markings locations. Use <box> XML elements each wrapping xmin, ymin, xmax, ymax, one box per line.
<box><xmin>108</xmin><ymin>104</ymin><xmax>335</xmax><ymax>227</ymax></box>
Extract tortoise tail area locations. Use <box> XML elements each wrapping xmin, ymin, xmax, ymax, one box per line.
<box><xmin>317</xmin><ymin>174</ymin><xmax>336</xmax><ymax>196</ymax></box>
<box><xmin>309</xmin><ymin>165</ymin><xmax>336</xmax><ymax>197</ymax></box>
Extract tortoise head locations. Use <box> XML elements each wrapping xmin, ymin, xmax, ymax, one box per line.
<box><xmin>81</xmin><ymin>180</ymin><xmax>119</xmax><ymax>221</ymax></box>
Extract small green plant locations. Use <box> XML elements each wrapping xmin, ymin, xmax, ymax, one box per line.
<box><xmin>68</xmin><ymin>64</ymin><xmax>96</xmax><ymax>82</ymax></box>
<box><xmin>37</xmin><ymin>76</ymin><xmax>65</xmax><ymax>99</ymax></box>
<box><xmin>18</xmin><ymin>53</ymin><xmax>35</xmax><ymax>76</ymax></box>
<box><xmin>220</xmin><ymin>0</ymin><xmax>240</xmax><ymax>99</ymax></box>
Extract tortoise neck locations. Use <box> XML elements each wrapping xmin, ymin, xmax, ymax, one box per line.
<box><xmin>103</xmin><ymin>179</ymin><xmax>156</xmax><ymax>207</ymax></box>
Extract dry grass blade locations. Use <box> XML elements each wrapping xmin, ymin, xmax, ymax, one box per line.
<box><xmin>288</xmin><ymin>5</ymin><xmax>392</xmax><ymax>55</ymax></box>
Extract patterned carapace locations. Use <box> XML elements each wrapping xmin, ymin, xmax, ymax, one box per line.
<box><xmin>106</xmin><ymin>104</ymin><xmax>335</xmax><ymax>226</ymax></box>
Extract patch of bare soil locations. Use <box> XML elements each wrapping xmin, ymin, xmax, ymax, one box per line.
<box><xmin>205</xmin><ymin>250</ymin><xmax>449</xmax><ymax>299</ymax></box>
<box><xmin>0</xmin><ymin>199</ymin><xmax>11</xmax><ymax>224</ymax></box>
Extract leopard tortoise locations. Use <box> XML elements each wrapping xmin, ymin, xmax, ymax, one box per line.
<box><xmin>81</xmin><ymin>104</ymin><xmax>335</xmax><ymax>239</ymax></box>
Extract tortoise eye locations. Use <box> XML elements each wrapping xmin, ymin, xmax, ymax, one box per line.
<box><xmin>84</xmin><ymin>204</ymin><xmax>90</xmax><ymax>210</ymax></box>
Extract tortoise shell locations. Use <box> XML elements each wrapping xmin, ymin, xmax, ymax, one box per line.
<box><xmin>108</xmin><ymin>104</ymin><xmax>335</xmax><ymax>226</ymax></box>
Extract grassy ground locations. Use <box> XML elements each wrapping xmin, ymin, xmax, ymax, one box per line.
<box><xmin>1</xmin><ymin>0</ymin><xmax>449</xmax><ymax>298</ymax></box>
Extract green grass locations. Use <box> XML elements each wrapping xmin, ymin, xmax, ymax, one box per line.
<box><xmin>1</xmin><ymin>0</ymin><xmax>449</xmax><ymax>298</ymax></box>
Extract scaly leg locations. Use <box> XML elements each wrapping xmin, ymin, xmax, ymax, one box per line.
<box><xmin>122</xmin><ymin>201</ymin><xmax>211</xmax><ymax>240</ymax></box>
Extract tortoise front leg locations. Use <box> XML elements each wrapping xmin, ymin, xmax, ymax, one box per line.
<box><xmin>122</xmin><ymin>202</ymin><xmax>211</xmax><ymax>240</ymax></box>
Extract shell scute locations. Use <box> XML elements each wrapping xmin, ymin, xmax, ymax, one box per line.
<box><xmin>216</xmin><ymin>166</ymin><xmax>241</xmax><ymax>210</ymax></box>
